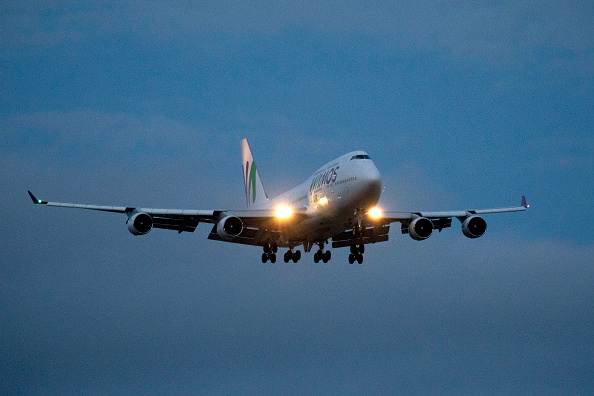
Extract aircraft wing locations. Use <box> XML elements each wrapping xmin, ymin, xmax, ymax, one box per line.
<box><xmin>379</xmin><ymin>196</ymin><xmax>528</xmax><ymax>222</ymax></box>
<box><xmin>27</xmin><ymin>191</ymin><xmax>306</xmax><ymax>244</ymax></box>
<box><xmin>363</xmin><ymin>196</ymin><xmax>529</xmax><ymax>237</ymax></box>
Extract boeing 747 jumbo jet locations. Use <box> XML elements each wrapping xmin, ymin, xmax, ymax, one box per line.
<box><xmin>28</xmin><ymin>139</ymin><xmax>528</xmax><ymax>264</ymax></box>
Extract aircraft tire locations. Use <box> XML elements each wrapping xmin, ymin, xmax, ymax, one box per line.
<box><xmin>314</xmin><ymin>251</ymin><xmax>320</xmax><ymax>263</ymax></box>
<box><xmin>356</xmin><ymin>254</ymin><xmax>363</xmax><ymax>264</ymax></box>
<box><xmin>348</xmin><ymin>254</ymin><xmax>355</xmax><ymax>264</ymax></box>
<box><xmin>359</xmin><ymin>244</ymin><xmax>365</xmax><ymax>254</ymax></box>
<box><xmin>270</xmin><ymin>253</ymin><xmax>276</xmax><ymax>263</ymax></box>
<box><xmin>262</xmin><ymin>253</ymin><xmax>268</xmax><ymax>263</ymax></box>
<box><xmin>325</xmin><ymin>250</ymin><xmax>331</xmax><ymax>262</ymax></box>
<box><xmin>295</xmin><ymin>250</ymin><xmax>301</xmax><ymax>261</ymax></box>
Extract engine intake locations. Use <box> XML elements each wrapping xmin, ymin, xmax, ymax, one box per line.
<box><xmin>462</xmin><ymin>216</ymin><xmax>487</xmax><ymax>238</ymax></box>
<box><xmin>216</xmin><ymin>215</ymin><xmax>243</xmax><ymax>240</ymax></box>
<box><xmin>128</xmin><ymin>212</ymin><xmax>153</xmax><ymax>235</ymax></box>
<box><xmin>409</xmin><ymin>217</ymin><xmax>433</xmax><ymax>241</ymax></box>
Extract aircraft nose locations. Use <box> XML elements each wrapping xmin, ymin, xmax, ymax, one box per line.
<box><xmin>361</xmin><ymin>163</ymin><xmax>382</xmax><ymax>198</ymax></box>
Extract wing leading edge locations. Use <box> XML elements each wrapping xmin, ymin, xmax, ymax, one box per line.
<box><xmin>366</xmin><ymin>196</ymin><xmax>529</xmax><ymax>239</ymax></box>
<box><xmin>27</xmin><ymin>190</ymin><xmax>307</xmax><ymax>237</ymax></box>
<box><xmin>379</xmin><ymin>196</ymin><xmax>528</xmax><ymax>222</ymax></box>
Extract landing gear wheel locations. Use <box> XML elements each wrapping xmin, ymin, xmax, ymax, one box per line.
<box><xmin>272</xmin><ymin>242</ymin><xmax>278</xmax><ymax>253</ymax></box>
<box><xmin>262</xmin><ymin>253</ymin><xmax>268</xmax><ymax>263</ymax></box>
<box><xmin>284</xmin><ymin>251</ymin><xmax>290</xmax><ymax>263</ymax></box>
<box><xmin>350</xmin><ymin>244</ymin><xmax>357</xmax><ymax>254</ymax></box>
<box><xmin>324</xmin><ymin>250</ymin><xmax>331</xmax><ymax>262</ymax></box>
<box><xmin>295</xmin><ymin>250</ymin><xmax>301</xmax><ymax>261</ymax></box>
<box><xmin>349</xmin><ymin>254</ymin><xmax>355</xmax><ymax>264</ymax></box>
<box><xmin>359</xmin><ymin>244</ymin><xmax>365</xmax><ymax>254</ymax></box>
<box><xmin>356</xmin><ymin>254</ymin><xmax>363</xmax><ymax>264</ymax></box>
<box><xmin>270</xmin><ymin>253</ymin><xmax>276</xmax><ymax>263</ymax></box>
<box><xmin>314</xmin><ymin>251</ymin><xmax>320</xmax><ymax>263</ymax></box>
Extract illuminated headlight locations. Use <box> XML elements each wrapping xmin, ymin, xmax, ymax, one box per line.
<box><xmin>319</xmin><ymin>197</ymin><xmax>328</xmax><ymax>205</ymax></box>
<box><xmin>275</xmin><ymin>206</ymin><xmax>293</xmax><ymax>219</ymax></box>
<box><xmin>369</xmin><ymin>207</ymin><xmax>382</xmax><ymax>219</ymax></box>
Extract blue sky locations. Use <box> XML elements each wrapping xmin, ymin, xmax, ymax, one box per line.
<box><xmin>1</xmin><ymin>1</ymin><xmax>593</xmax><ymax>394</ymax></box>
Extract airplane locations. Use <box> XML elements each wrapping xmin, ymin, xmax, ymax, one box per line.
<box><xmin>28</xmin><ymin>138</ymin><xmax>528</xmax><ymax>264</ymax></box>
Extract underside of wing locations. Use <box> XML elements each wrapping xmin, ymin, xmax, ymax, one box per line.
<box><xmin>27</xmin><ymin>190</ymin><xmax>309</xmax><ymax>240</ymax></box>
<box><xmin>377</xmin><ymin>197</ymin><xmax>528</xmax><ymax>240</ymax></box>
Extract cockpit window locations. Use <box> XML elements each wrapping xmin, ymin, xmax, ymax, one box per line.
<box><xmin>350</xmin><ymin>154</ymin><xmax>370</xmax><ymax>160</ymax></box>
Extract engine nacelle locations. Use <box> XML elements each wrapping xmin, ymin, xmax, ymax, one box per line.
<box><xmin>216</xmin><ymin>215</ymin><xmax>243</xmax><ymax>240</ymax></box>
<box><xmin>127</xmin><ymin>212</ymin><xmax>153</xmax><ymax>235</ymax></box>
<box><xmin>462</xmin><ymin>216</ymin><xmax>487</xmax><ymax>239</ymax></box>
<box><xmin>409</xmin><ymin>217</ymin><xmax>433</xmax><ymax>241</ymax></box>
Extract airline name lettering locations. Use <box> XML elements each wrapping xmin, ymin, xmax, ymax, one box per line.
<box><xmin>310</xmin><ymin>166</ymin><xmax>339</xmax><ymax>191</ymax></box>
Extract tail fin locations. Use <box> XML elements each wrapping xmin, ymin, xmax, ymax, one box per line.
<box><xmin>241</xmin><ymin>139</ymin><xmax>269</xmax><ymax>208</ymax></box>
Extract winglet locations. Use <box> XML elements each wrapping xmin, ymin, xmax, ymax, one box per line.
<box><xmin>28</xmin><ymin>190</ymin><xmax>47</xmax><ymax>205</ymax></box>
<box><xmin>521</xmin><ymin>195</ymin><xmax>529</xmax><ymax>208</ymax></box>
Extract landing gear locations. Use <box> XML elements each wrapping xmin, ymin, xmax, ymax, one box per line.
<box><xmin>349</xmin><ymin>243</ymin><xmax>364</xmax><ymax>264</ymax></box>
<box><xmin>262</xmin><ymin>252</ymin><xmax>276</xmax><ymax>263</ymax></box>
<box><xmin>313</xmin><ymin>241</ymin><xmax>331</xmax><ymax>263</ymax></box>
<box><xmin>348</xmin><ymin>253</ymin><xmax>363</xmax><ymax>264</ymax></box>
<box><xmin>314</xmin><ymin>248</ymin><xmax>331</xmax><ymax>263</ymax></box>
<box><xmin>283</xmin><ymin>249</ymin><xmax>302</xmax><ymax>263</ymax></box>
<box><xmin>262</xmin><ymin>243</ymin><xmax>277</xmax><ymax>263</ymax></box>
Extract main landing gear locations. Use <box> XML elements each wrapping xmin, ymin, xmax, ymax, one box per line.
<box><xmin>284</xmin><ymin>249</ymin><xmax>302</xmax><ymax>263</ymax></box>
<box><xmin>348</xmin><ymin>243</ymin><xmax>364</xmax><ymax>264</ymax></box>
<box><xmin>262</xmin><ymin>242</ymin><xmax>278</xmax><ymax>263</ymax></box>
<box><xmin>314</xmin><ymin>249</ymin><xmax>331</xmax><ymax>263</ymax></box>
<box><xmin>313</xmin><ymin>242</ymin><xmax>331</xmax><ymax>263</ymax></box>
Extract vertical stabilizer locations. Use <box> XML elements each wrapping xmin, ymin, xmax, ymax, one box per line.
<box><xmin>241</xmin><ymin>139</ymin><xmax>270</xmax><ymax>208</ymax></box>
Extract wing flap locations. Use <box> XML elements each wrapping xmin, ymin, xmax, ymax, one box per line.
<box><xmin>332</xmin><ymin>224</ymin><xmax>391</xmax><ymax>248</ymax></box>
<box><xmin>207</xmin><ymin>226</ymin><xmax>283</xmax><ymax>247</ymax></box>
<box><xmin>401</xmin><ymin>217</ymin><xmax>452</xmax><ymax>234</ymax></box>
<box><xmin>152</xmin><ymin>215</ymin><xmax>200</xmax><ymax>233</ymax></box>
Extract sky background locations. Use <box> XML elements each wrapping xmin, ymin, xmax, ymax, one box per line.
<box><xmin>1</xmin><ymin>1</ymin><xmax>593</xmax><ymax>394</ymax></box>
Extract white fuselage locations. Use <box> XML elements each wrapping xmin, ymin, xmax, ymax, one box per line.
<box><xmin>256</xmin><ymin>151</ymin><xmax>382</xmax><ymax>242</ymax></box>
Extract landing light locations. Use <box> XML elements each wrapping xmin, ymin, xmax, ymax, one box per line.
<box><xmin>319</xmin><ymin>197</ymin><xmax>328</xmax><ymax>205</ymax></box>
<box><xmin>369</xmin><ymin>207</ymin><xmax>382</xmax><ymax>219</ymax></box>
<box><xmin>276</xmin><ymin>206</ymin><xmax>293</xmax><ymax>219</ymax></box>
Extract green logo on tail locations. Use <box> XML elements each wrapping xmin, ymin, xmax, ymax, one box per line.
<box><xmin>245</xmin><ymin>160</ymin><xmax>258</xmax><ymax>205</ymax></box>
<box><xmin>249</xmin><ymin>161</ymin><xmax>257</xmax><ymax>204</ymax></box>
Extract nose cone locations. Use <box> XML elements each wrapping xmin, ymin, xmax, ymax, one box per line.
<box><xmin>365</xmin><ymin>166</ymin><xmax>382</xmax><ymax>198</ymax></box>
<box><xmin>358</xmin><ymin>161</ymin><xmax>382</xmax><ymax>207</ymax></box>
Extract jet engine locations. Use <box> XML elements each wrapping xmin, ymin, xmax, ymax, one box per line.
<box><xmin>127</xmin><ymin>212</ymin><xmax>153</xmax><ymax>235</ymax></box>
<box><xmin>462</xmin><ymin>216</ymin><xmax>487</xmax><ymax>238</ymax></box>
<box><xmin>216</xmin><ymin>215</ymin><xmax>243</xmax><ymax>240</ymax></box>
<box><xmin>409</xmin><ymin>217</ymin><xmax>433</xmax><ymax>241</ymax></box>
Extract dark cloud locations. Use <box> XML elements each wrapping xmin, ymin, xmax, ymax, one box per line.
<box><xmin>2</xmin><ymin>1</ymin><xmax>593</xmax><ymax>70</ymax></box>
